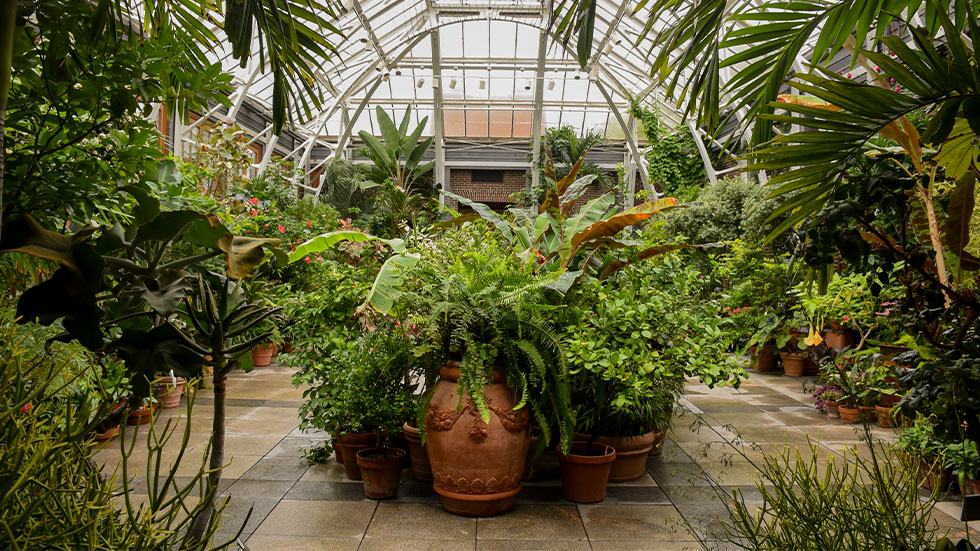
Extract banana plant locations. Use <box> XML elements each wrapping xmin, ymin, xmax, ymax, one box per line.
<box><xmin>358</xmin><ymin>106</ymin><xmax>434</xmax><ymax>191</ymax></box>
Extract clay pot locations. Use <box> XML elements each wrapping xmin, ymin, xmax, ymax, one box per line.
<box><xmin>879</xmin><ymin>344</ymin><xmax>911</xmax><ymax>357</ymax></box>
<box><xmin>281</xmin><ymin>339</ymin><xmax>294</xmax><ymax>354</ymax></box>
<box><xmin>251</xmin><ymin>344</ymin><xmax>276</xmax><ymax>367</ymax></box>
<box><xmin>780</xmin><ymin>352</ymin><xmax>807</xmax><ymax>377</ymax></box>
<box><xmin>963</xmin><ymin>478</ymin><xmax>980</xmax><ymax>496</ymax></box>
<box><xmin>558</xmin><ymin>442</ymin><xmax>617</xmax><ymax>503</ymax></box>
<box><xmin>880</xmin><ymin>393</ymin><xmax>902</xmax><ymax>407</ymax></box>
<box><xmin>596</xmin><ymin>431</ymin><xmax>655</xmax><ymax>482</ymax></box>
<box><xmin>154</xmin><ymin>377</ymin><xmax>185</xmax><ymax>409</ymax></box>
<box><xmin>858</xmin><ymin>405</ymin><xmax>875</xmax><ymax>422</ymax></box>
<box><xmin>839</xmin><ymin>405</ymin><xmax>861</xmax><ymax>424</ymax></box>
<box><xmin>356</xmin><ymin>447</ymin><xmax>406</xmax><ymax>499</ymax></box>
<box><xmin>751</xmin><ymin>345</ymin><xmax>779</xmax><ymax>373</ymax></box>
<box><xmin>875</xmin><ymin>405</ymin><xmax>895</xmax><ymax>428</ymax></box>
<box><xmin>649</xmin><ymin>428</ymin><xmax>667</xmax><ymax>457</ymax></box>
<box><xmin>425</xmin><ymin>363</ymin><xmax>530</xmax><ymax>517</ymax></box>
<box><xmin>402</xmin><ymin>421</ymin><xmax>433</xmax><ymax>481</ymax></box>
<box><xmin>825</xmin><ymin>400</ymin><xmax>841</xmax><ymax>419</ymax></box>
<box><xmin>338</xmin><ymin>432</ymin><xmax>380</xmax><ymax>481</ymax></box>
<box><xmin>333</xmin><ymin>430</ymin><xmax>344</xmax><ymax>464</ymax></box>
<box><xmin>127</xmin><ymin>403</ymin><xmax>156</xmax><ymax>425</ymax></box>
<box><xmin>920</xmin><ymin>461</ymin><xmax>953</xmax><ymax>492</ymax></box>
<box><xmin>823</xmin><ymin>329</ymin><xmax>856</xmax><ymax>350</ymax></box>
<box><xmin>94</xmin><ymin>425</ymin><xmax>120</xmax><ymax>441</ymax></box>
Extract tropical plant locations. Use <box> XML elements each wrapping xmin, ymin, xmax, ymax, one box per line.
<box><xmin>529</xmin><ymin>125</ymin><xmax>610</xmax><ymax>199</ymax></box>
<box><xmin>182</xmin><ymin>124</ymin><xmax>255</xmax><ymax>199</ymax></box>
<box><xmin>317</xmin><ymin>157</ymin><xmax>378</xmax><ymax>217</ymax></box>
<box><xmin>630</xmin><ymin>102</ymin><xmax>706</xmax><ymax>202</ymax></box>
<box><xmin>358</xmin><ymin>106</ymin><xmax>434</xmax><ymax>191</ymax></box>
<box><xmin>943</xmin><ymin>440</ymin><xmax>980</xmax><ymax>489</ymax></box>
<box><xmin>400</xmin><ymin>227</ymin><xmax>574</xmax><ymax>451</ymax></box>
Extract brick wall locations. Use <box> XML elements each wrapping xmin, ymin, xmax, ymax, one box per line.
<box><xmin>447</xmin><ymin>168</ymin><xmax>610</xmax><ymax>212</ymax></box>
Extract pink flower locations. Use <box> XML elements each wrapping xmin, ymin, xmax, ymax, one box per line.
<box><xmin>250</xmin><ymin>209</ymin><xmax>258</xmax><ymax>217</ymax></box>
<box><xmin>20</xmin><ymin>403</ymin><xmax>32</xmax><ymax>414</ymax></box>
<box><xmin>278</xmin><ymin>224</ymin><xmax>286</xmax><ymax>234</ymax></box>
<box><xmin>316</xmin><ymin>255</ymin><xmax>323</xmax><ymax>262</ymax></box>
<box><xmin>304</xmin><ymin>256</ymin><xmax>312</xmax><ymax>263</ymax></box>
<box><xmin>264</xmin><ymin>223</ymin><xmax>269</xmax><ymax>228</ymax></box>
<box><xmin>843</xmin><ymin>316</ymin><xmax>850</xmax><ymax>322</ymax></box>
<box><xmin>250</xmin><ymin>197</ymin><xmax>259</xmax><ymax>205</ymax></box>
<box><xmin>306</xmin><ymin>221</ymin><xmax>313</xmax><ymax>229</ymax></box>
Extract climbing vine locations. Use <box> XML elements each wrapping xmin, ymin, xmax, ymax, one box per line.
<box><xmin>630</xmin><ymin>101</ymin><xmax>707</xmax><ymax>202</ymax></box>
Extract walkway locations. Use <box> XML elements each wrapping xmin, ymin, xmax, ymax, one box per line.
<box><xmin>92</xmin><ymin>364</ymin><xmax>978</xmax><ymax>550</ymax></box>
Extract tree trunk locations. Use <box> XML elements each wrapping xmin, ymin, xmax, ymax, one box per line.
<box><xmin>0</xmin><ymin>0</ymin><xmax>17</xmax><ymax>243</ymax></box>
<box><xmin>188</xmin><ymin>368</ymin><xmax>228</xmax><ymax>544</ymax></box>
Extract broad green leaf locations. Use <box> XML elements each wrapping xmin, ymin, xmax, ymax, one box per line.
<box><xmin>288</xmin><ymin>231</ymin><xmax>406</xmax><ymax>262</ymax></box>
<box><xmin>364</xmin><ymin>253</ymin><xmax>420</xmax><ymax>313</ymax></box>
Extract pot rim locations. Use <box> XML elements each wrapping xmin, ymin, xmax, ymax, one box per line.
<box><xmin>356</xmin><ymin>446</ymin><xmax>407</xmax><ymax>464</ymax></box>
<box><xmin>560</xmin><ymin>442</ymin><xmax>617</xmax><ymax>464</ymax></box>
<box><xmin>439</xmin><ymin>364</ymin><xmax>505</xmax><ymax>384</ymax></box>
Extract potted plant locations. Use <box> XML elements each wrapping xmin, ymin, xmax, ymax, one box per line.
<box><xmin>398</xmin><ymin>229</ymin><xmax>573</xmax><ymax>517</ymax></box>
<box><xmin>895</xmin><ymin>417</ymin><xmax>952</xmax><ymax>491</ymax></box>
<box><xmin>153</xmin><ymin>372</ymin><xmax>185</xmax><ymax>409</ymax></box>
<box><xmin>943</xmin><ymin>440</ymin><xmax>980</xmax><ymax>496</ymax></box>
<box><xmin>746</xmin><ymin>315</ymin><xmax>783</xmax><ymax>373</ymax></box>
<box><xmin>813</xmin><ymin>384</ymin><xmax>843</xmax><ymax>419</ymax></box>
<box><xmin>559</xmin><ymin>441</ymin><xmax>617</xmax><ymax>502</ymax></box>
<box><xmin>777</xmin><ymin>312</ymin><xmax>813</xmax><ymax>377</ymax></box>
<box><xmin>293</xmin><ymin>325</ymin><xmax>419</xmax><ymax>483</ymax></box>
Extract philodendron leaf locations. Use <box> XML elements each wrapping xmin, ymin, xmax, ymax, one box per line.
<box><xmin>945</xmin><ymin>172</ymin><xmax>980</xmax><ymax>273</ymax></box>
<box><xmin>132</xmin><ymin>210</ymin><xmax>207</xmax><ymax>247</ymax></box>
<box><xmin>218</xmin><ymin>236</ymin><xmax>282</xmax><ymax>280</ymax></box>
<box><xmin>138</xmin><ymin>269</ymin><xmax>194</xmax><ymax>315</ymax></box>
<box><xmin>0</xmin><ymin>215</ymin><xmax>97</xmax><ymax>272</ymax></box>
<box><xmin>362</xmin><ymin>253</ymin><xmax>420</xmax><ymax>314</ymax></box>
<box><xmin>288</xmin><ymin>231</ymin><xmax>406</xmax><ymax>262</ymax></box>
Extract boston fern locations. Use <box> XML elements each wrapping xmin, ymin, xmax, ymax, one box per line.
<box><xmin>404</xmin><ymin>228</ymin><xmax>573</xmax><ymax>453</ymax></box>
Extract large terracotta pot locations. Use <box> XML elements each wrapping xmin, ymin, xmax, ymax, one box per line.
<box><xmin>780</xmin><ymin>352</ymin><xmax>807</xmax><ymax>377</ymax></box>
<box><xmin>425</xmin><ymin>363</ymin><xmax>530</xmax><ymax>517</ymax></box>
<box><xmin>251</xmin><ymin>344</ymin><xmax>276</xmax><ymax>367</ymax></box>
<box><xmin>839</xmin><ymin>405</ymin><xmax>861</xmax><ymax>424</ymax></box>
<box><xmin>402</xmin><ymin>421</ymin><xmax>433</xmax><ymax>481</ymax></box>
<box><xmin>596</xmin><ymin>431</ymin><xmax>655</xmax><ymax>482</ymax></box>
<box><xmin>823</xmin><ymin>327</ymin><xmax>856</xmax><ymax>350</ymax></box>
<box><xmin>875</xmin><ymin>405</ymin><xmax>895</xmax><ymax>428</ymax></box>
<box><xmin>127</xmin><ymin>403</ymin><xmax>157</xmax><ymax>425</ymax></box>
<box><xmin>751</xmin><ymin>345</ymin><xmax>779</xmax><ymax>372</ymax></box>
<box><xmin>559</xmin><ymin>442</ymin><xmax>617</xmax><ymax>503</ymax></box>
<box><xmin>356</xmin><ymin>447</ymin><xmax>406</xmax><ymax>499</ymax></box>
<box><xmin>338</xmin><ymin>432</ymin><xmax>380</xmax><ymax>481</ymax></box>
<box><xmin>920</xmin><ymin>461</ymin><xmax>953</xmax><ymax>492</ymax></box>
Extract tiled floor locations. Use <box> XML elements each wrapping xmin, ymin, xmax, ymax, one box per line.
<box><xmin>92</xmin><ymin>362</ymin><xmax>979</xmax><ymax>550</ymax></box>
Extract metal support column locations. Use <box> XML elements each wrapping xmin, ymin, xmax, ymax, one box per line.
<box><xmin>429</xmin><ymin>16</ymin><xmax>446</xmax><ymax>200</ymax></box>
<box><xmin>595</xmin><ymin>81</ymin><xmax>650</xmax><ymax>191</ymax></box>
<box><xmin>529</xmin><ymin>25</ymin><xmax>548</xmax><ymax>194</ymax></box>
<box><xmin>688</xmin><ymin>120</ymin><xmax>718</xmax><ymax>185</ymax></box>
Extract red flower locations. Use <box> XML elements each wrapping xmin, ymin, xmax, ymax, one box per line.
<box><xmin>306</xmin><ymin>220</ymin><xmax>313</xmax><ymax>229</ymax></box>
<box><xmin>278</xmin><ymin>224</ymin><xmax>286</xmax><ymax>234</ymax></box>
<box><xmin>20</xmin><ymin>403</ymin><xmax>32</xmax><ymax>414</ymax></box>
<box><xmin>249</xmin><ymin>197</ymin><xmax>259</xmax><ymax>205</ymax></box>
<box><xmin>250</xmin><ymin>209</ymin><xmax>258</xmax><ymax>217</ymax></box>
<box><xmin>304</xmin><ymin>256</ymin><xmax>312</xmax><ymax>263</ymax></box>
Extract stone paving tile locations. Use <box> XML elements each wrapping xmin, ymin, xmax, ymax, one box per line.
<box><xmin>284</xmin><ymin>480</ymin><xmax>367</xmax><ymax>501</ymax></box>
<box><xmin>243</xmin><ymin>535</ymin><xmax>361</xmax><ymax>550</ymax></box>
<box><xmin>366</xmin><ymin>502</ymin><xmax>476</xmax><ymax>540</ymax></box>
<box><xmin>476</xmin><ymin>540</ymin><xmax>590</xmax><ymax>550</ymax></box>
<box><xmin>222</xmin><ymin>478</ymin><xmax>295</xmax><ymax>500</ymax></box>
<box><xmin>251</xmin><ymin>500</ymin><xmax>376</xmax><ymax>538</ymax></box>
<box><xmin>300</xmin><ymin>460</ymin><xmax>349</xmax><ymax>482</ymax></box>
<box><xmin>215</xmin><ymin>496</ymin><xmax>280</xmax><ymax>542</ymax></box>
<box><xmin>476</xmin><ymin>504</ymin><xmax>587</xmax><ymax>541</ymax></box>
<box><xmin>240</xmin><ymin>455</ymin><xmax>310</xmax><ymax>481</ymax></box>
<box><xmin>361</xmin><ymin>539</ymin><xmax>477</xmax><ymax>550</ymax></box>
<box><xmin>579</xmin><ymin>504</ymin><xmax>691</xmax><ymax>542</ymax></box>
<box><xmin>589</xmin><ymin>542</ymin><xmax>705</xmax><ymax>550</ymax></box>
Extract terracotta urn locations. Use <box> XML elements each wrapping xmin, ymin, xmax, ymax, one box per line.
<box><xmin>425</xmin><ymin>362</ymin><xmax>530</xmax><ymax>517</ymax></box>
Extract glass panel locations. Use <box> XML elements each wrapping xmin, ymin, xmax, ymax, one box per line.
<box><xmin>513</xmin><ymin>109</ymin><xmax>533</xmax><ymax>138</ymax></box>
<box><xmin>489</xmin><ymin>110</ymin><xmax>513</xmax><ymax>137</ymax></box>
<box><xmin>466</xmin><ymin>109</ymin><xmax>489</xmax><ymax>138</ymax></box>
<box><xmin>445</xmin><ymin>109</ymin><xmax>465</xmax><ymax>136</ymax></box>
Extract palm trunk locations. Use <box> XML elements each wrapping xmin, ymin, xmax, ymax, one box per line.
<box><xmin>188</xmin><ymin>366</ymin><xmax>228</xmax><ymax>544</ymax></box>
<box><xmin>0</xmin><ymin>0</ymin><xmax>17</xmax><ymax>242</ymax></box>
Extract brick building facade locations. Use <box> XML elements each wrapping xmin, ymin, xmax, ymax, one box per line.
<box><xmin>447</xmin><ymin>168</ymin><xmax>611</xmax><ymax>210</ymax></box>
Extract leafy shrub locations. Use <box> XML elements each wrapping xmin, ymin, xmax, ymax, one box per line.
<box><xmin>631</xmin><ymin>103</ymin><xmax>706</xmax><ymax>201</ymax></box>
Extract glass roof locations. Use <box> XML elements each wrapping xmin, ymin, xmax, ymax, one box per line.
<box><xmin>209</xmin><ymin>0</ymin><xmax>686</xmax><ymax>143</ymax></box>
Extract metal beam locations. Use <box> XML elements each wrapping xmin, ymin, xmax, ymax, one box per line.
<box><xmin>529</xmin><ymin>23</ymin><xmax>548</xmax><ymax>195</ymax></box>
<box><xmin>351</xmin><ymin>0</ymin><xmax>390</xmax><ymax>68</ymax></box>
<box><xmin>426</xmin><ymin>0</ymin><xmax>447</xmax><ymax>201</ymax></box>
<box><xmin>228</xmin><ymin>62</ymin><xmax>263</xmax><ymax>119</ymax></box>
<box><xmin>330</xmin><ymin>76</ymin><xmax>386</xmax><ymax>162</ymax></box>
<box><xmin>588</xmin><ymin>0</ymin><xmax>631</xmax><ymax>70</ymax></box>
<box><xmin>688</xmin><ymin>120</ymin><xmax>718</xmax><ymax>185</ymax></box>
<box><xmin>595</xmin><ymin>80</ymin><xmax>650</xmax><ymax>191</ymax></box>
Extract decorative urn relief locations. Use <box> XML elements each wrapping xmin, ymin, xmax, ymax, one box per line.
<box><xmin>425</xmin><ymin>362</ymin><xmax>530</xmax><ymax>517</ymax></box>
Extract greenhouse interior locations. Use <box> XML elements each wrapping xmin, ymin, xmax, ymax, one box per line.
<box><xmin>3</xmin><ymin>0</ymin><xmax>980</xmax><ymax>549</ymax></box>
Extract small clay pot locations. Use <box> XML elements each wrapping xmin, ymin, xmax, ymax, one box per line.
<box><xmin>251</xmin><ymin>344</ymin><xmax>276</xmax><ymax>367</ymax></box>
<box><xmin>839</xmin><ymin>405</ymin><xmax>861</xmax><ymax>424</ymax></box>
<box><xmin>752</xmin><ymin>345</ymin><xmax>779</xmax><ymax>373</ymax></box>
<box><xmin>875</xmin><ymin>405</ymin><xmax>895</xmax><ymax>428</ymax></box>
<box><xmin>920</xmin><ymin>461</ymin><xmax>953</xmax><ymax>492</ymax></box>
<box><xmin>596</xmin><ymin>432</ymin><xmax>656</xmax><ymax>482</ymax></box>
<box><xmin>127</xmin><ymin>403</ymin><xmax>156</xmax><ymax>425</ymax></box>
<box><xmin>356</xmin><ymin>447</ymin><xmax>406</xmax><ymax>499</ymax></box>
<box><xmin>338</xmin><ymin>432</ymin><xmax>380</xmax><ymax>480</ymax></box>
<box><xmin>402</xmin><ymin>421</ymin><xmax>433</xmax><ymax>481</ymax></box>
<box><xmin>559</xmin><ymin>442</ymin><xmax>616</xmax><ymax>503</ymax></box>
<box><xmin>649</xmin><ymin>428</ymin><xmax>667</xmax><ymax>457</ymax></box>
<box><xmin>858</xmin><ymin>405</ymin><xmax>876</xmax><ymax>422</ymax></box>
<box><xmin>154</xmin><ymin>377</ymin><xmax>185</xmax><ymax>409</ymax></box>
<box><xmin>94</xmin><ymin>425</ymin><xmax>120</xmax><ymax>441</ymax></box>
<box><xmin>963</xmin><ymin>478</ymin><xmax>980</xmax><ymax>496</ymax></box>
<box><xmin>780</xmin><ymin>352</ymin><xmax>807</xmax><ymax>377</ymax></box>
<box><xmin>281</xmin><ymin>339</ymin><xmax>294</xmax><ymax>353</ymax></box>
<box><xmin>823</xmin><ymin>329</ymin><xmax>856</xmax><ymax>350</ymax></box>
<box><xmin>825</xmin><ymin>400</ymin><xmax>841</xmax><ymax>419</ymax></box>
